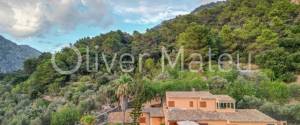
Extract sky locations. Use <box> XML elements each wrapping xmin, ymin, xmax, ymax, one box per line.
<box><xmin>0</xmin><ymin>0</ymin><xmax>222</xmax><ymax>52</ymax></box>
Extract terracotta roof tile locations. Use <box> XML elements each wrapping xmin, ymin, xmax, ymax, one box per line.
<box><xmin>108</xmin><ymin>111</ymin><xmax>132</xmax><ymax>123</ymax></box>
<box><xmin>166</xmin><ymin>91</ymin><xmax>235</xmax><ymax>102</ymax></box>
<box><xmin>108</xmin><ymin>108</ymin><xmax>164</xmax><ymax>123</ymax></box>
<box><xmin>167</xmin><ymin>109</ymin><xmax>277</xmax><ymax>122</ymax></box>
<box><xmin>143</xmin><ymin>107</ymin><xmax>164</xmax><ymax>117</ymax></box>
<box><xmin>166</xmin><ymin>91</ymin><xmax>213</xmax><ymax>98</ymax></box>
<box><xmin>213</xmin><ymin>95</ymin><xmax>235</xmax><ymax>102</ymax></box>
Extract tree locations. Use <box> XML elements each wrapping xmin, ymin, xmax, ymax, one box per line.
<box><xmin>114</xmin><ymin>74</ymin><xmax>134</xmax><ymax>125</ymax></box>
<box><xmin>227</xmin><ymin>78</ymin><xmax>256</xmax><ymax>101</ymax></box>
<box><xmin>257</xmin><ymin>81</ymin><xmax>290</xmax><ymax>103</ymax></box>
<box><xmin>259</xmin><ymin>102</ymin><xmax>283</xmax><ymax>121</ymax></box>
<box><xmin>256</xmin><ymin>48</ymin><xmax>296</xmax><ymax>82</ymax></box>
<box><xmin>23</xmin><ymin>58</ymin><xmax>39</xmax><ymax>74</ymax></box>
<box><xmin>176</xmin><ymin>23</ymin><xmax>222</xmax><ymax>58</ymax></box>
<box><xmin>130</xmin><ymin>99</ymin><xmax>143</xmax><ymax>125</ymax></box>
<box><xmin>237</xmin><ymin>95</ymin><xmax>265</xmax><ymax>109</ymax></box>
<box><xmin>253</xmin><ymin>29</ymin><xmax>279</xmax><ymax>52</ymax></box>
<box><xmin>288</xmin><ymin>83</ymin><xmax>300</xmax><ymax>98</ymax></box>
<box><xmin>208</xmin><ymin>76</ymin><xmax>228</xmax><ymax>94</ymax></box>
<box><xmin>220</xmin><ymin>25</ymin><xmax>236</xmax><ymax>53</ymax></box>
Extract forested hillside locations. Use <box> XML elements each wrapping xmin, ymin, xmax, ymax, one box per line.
<box><xmin>0</xmin><ymin>0</ymin><xmax>300</xmax><ymax>125</ymax></box>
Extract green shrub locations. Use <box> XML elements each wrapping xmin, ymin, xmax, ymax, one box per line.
<box><xmin>77</xmin><ymin>99</ymin><xmax>95</xmax><ymax>114</ymax></box>
<box><xmin>80</xmin><ymin>115</ymin><xmax>96</xmax><ymax>125</ymax></box>
<box><xmin>30</xmin><ymin>117</ymin><xmax>42</xmax><ymax>125</ymax></box>
<box><xmin>237</xmin><ymin>95</ymin><xmax>265</xmax><ymax>109</ymax></box>
<box><xmin>288</xmin><ymin>83</ymin><xmax>300</xmax><ymax>98</ymax></box>
<box><xmin>227</xmin><ymin>78</ymin><xmax>256</xmax><ymax>101</ymax></box>
<box><xmin>8</xmin><ymin>114</ymin><xmax>30</xmax><ymax>125</ymax></box>
<box><xmin>79</xmin><ymin>76</ymin><xmax>92</xmax><ymax>82</ymax></box>
<box><xmin>257</xmin><ymin>81</ymin><xmax>290</xmax><ymax>103</ymax></box>
<box><xmin>77</xmin><ymin>82</ymin><xmax>88</xmax><ymax>92</ymax></box>
<box><xmin>35</xmin><ymin>98</ymin><xmax>49</xmax><ymax>108</ymax></box>
<box><xmin>50</xmin><ymin>106</ymin><xmax>80</xmax><ymax>125</ymax></box>
<box><xmin>280</xmin><ymin>72</ymin><xmax>297</xmax><ymax>83</ymax></box>
<box><xmin>48</xmin><ymin>82</ymin><xmax>60</xmax><ymax>95</ymax></box>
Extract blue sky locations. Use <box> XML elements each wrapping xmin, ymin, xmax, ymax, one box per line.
<box><xmin>0</xmin><ymin>0</ymin><xmax>222</xmax><ymax>52</ymax></box>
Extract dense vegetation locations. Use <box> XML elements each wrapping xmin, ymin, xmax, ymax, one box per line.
<box><xmin>0</xmin><ymin>0</ymin><xmax>300</xmax><ymax>124</ymax></box>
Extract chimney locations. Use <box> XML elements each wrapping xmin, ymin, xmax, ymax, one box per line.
<box><xmin>192</xmin><ymin>88</ymin><xmax>195</xmax><ymax>92</ymax></box>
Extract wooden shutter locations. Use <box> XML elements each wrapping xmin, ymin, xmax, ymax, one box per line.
<box><xmin>168</xmin><ymin>101</ymin><xmax>175</xmax><ymax>107</ymax></box>
<box><xmin>169</xmin><ymin>122</ymin><xmax>178</xmax><ymax>125</ymax></box>
<box><xmin>139</xmin><ymin>117</ymin><xmax>146</xmax><ymax>123</ymax></box>
<box><xmin>200</xmin><ymin>101</ymin><xmax>207</xmax><ymax>107</ymax></box>
<box><xmin>189</xmin><ymin>101</ymin><xmax>193</xmax><ymax>107</ymax></box>
<box><xmin>200</xmin><ymin>123</ymin><xmax>208</xmax><ymax>125</ymax></box>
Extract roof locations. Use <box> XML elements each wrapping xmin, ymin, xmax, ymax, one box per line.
<box><xmin>166</xmin><ymin>91</ymin><xmax>235</xmax><ymax>102</ymax></box>
<box><xmin>167</xmin><ymin>109</ymin><xmax>277</xmax><ymax>123</ymax></box>
<box><xmin>177</xmin><ymin>121</ymin><xmax>198</xmax><ymax>125</ymax></box>
<box><xmin>143</xmin><ymin>107</ymin><xmax>164</xmax><ymax>117</ymax></box>
<box><xmin>166</xmin><ymin>91</ymin><xmax>213</xmax><ymax>98</ymax></box>
<box><xmin>213</xmin><ymin>95</ymin><xmax>235</xmax><ymax>102</ymax></box>
<box><xmin>108</xmin><ymin>108</ymin><xmax>164</xmax><ymax>123</ymax></box>
<box><xmin>108</xmin><ymin>111</ymin><xmax>132</xmax><ymax>123</ymax></box>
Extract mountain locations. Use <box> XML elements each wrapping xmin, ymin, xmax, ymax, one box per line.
<box><xmin>0</xmin><ymin>35</ymin><xmax>41</xmax><ymax>73</ymax></box>
<box><xmin>191</xmin><ymin>1</ymin><xmax>225</xmax><ymax>14</ymax></box>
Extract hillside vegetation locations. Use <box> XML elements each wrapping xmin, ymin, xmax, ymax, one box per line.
<box><xmin>0</xmin><ymin>0</ymin><xmax>300</xmax><ymax>125</ymax></box>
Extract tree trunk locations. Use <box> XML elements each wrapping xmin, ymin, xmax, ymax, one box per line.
<box><xmin>120</xmin><ymin>96</ymin><xmax>128</xmax><ymax>125</ymax></box>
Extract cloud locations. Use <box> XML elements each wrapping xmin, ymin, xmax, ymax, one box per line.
<box><xmin>0</xmin><ymin>0</ymin><xmax>223</xmax><ymax>38</ymax></box>
<box><xmin>111</xmin><ymin>0</ymin><xmax>223</xmax><ymax>24</ymax></box>
<box><xmin>0</xmin><ymin>0</ymin><xmax>112</xmax><ymax>38</ymax></box>
<box><xmin>121</xmin><ymin>6</ymin><xmax>190</xmax><ymax>24</ymax></box>
<box><xmin>112</xmin><ymin>1</ymin><xmax>190</xmax><ymax>24</ymax></box>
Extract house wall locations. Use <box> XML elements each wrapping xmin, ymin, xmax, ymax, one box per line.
<box><xmin>216</xmin><ymin>108</ymin><xmax>236</xmax><ymax>112</ymax></box>
<box><xmin>165</xmin><ymin>120</ymin><xmax>228</xmax><ymax>125</ymax></box>
<box><xmin>199</xmin><ymin>99</ymin><xmax>216</xmax><ymax>111</ymax></box>
<box><xmin>140</xmin><ymin>113</ymin><xmax>150</xmax><ymax>125</ymax></box>
<box><xmin>229</xmin><ymin>121</ymin><xmax>279</xmax><ymax>125</ymax></box>
<box><xmin>164</xmin><ymin>120</ymin><xmax>279</xmax><ymax>125</ymax></box>
<box><xmin>199</xmin><ymin>120</ymin><xmax>228</xmax><ymax>125</ymax></box>
<box><xmin>166</xmin><ymin>97</ymin><xmax>199</xmax><ymax>109</ymax></box>
<box><xmin>166</xmin><ymin>97</ymin><xmax>217</xmax><ymax>111</ymax></box>
<box><xmin>150</xmin><ymin>117</ymin><xmax>164</xmax><ymax>125</ymax></box>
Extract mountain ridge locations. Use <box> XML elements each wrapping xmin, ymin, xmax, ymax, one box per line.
<box><xmin>0</xmin><ymin>35</ymin><xmax>41</xmax><ymax>73</ymax></box>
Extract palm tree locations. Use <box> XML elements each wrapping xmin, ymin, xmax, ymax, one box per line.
<box><xmin>114</xmin><ymin>74</ymin><xmax>134</xmax><ymax>125</ymax></box>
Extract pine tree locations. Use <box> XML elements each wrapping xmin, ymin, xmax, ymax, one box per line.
<box><xmin>130</xmin><ymin>99</ymin><xmax>143</xmax><ymax>125</ymax></box>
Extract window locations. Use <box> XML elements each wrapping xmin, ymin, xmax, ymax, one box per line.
<box><xmin>168</xmin><ymin>101</ymin><xmax>175</xmax><ymax>107</ymax></box>
<box><xmin>169</xmin><ymin>122</ymin><xmax>177</xmax><ymax>125</ymax></box>
<box><xmin>200</xmin><ymin>123</ymin><xmax>208</xmax><ymax>125</ymax></box>
<box><xmin>200</xmin><ymin>101</ymin><xmax>207</xmax><ymax>107</ymax></box>
<box><xmin>217</xmin><ymin>102</ymin><xmax>219</xmax><ymax>109</ymax></box>
<box><xmin>189</xmin><ymin>101</ymin><xmax>193</xmax><ymax>107</ymax></box>
<box><xmin>219</xmin><ymin>102</ymin><xmax>235</xmax><ymax>109</ymax></box>
<box><xmin>220</xmin><ymin>103</ymin><xmax>223</xmax><ymax>109</ymax></box>
<box><xmin>139</xmin><ymin>117</ymin><xmax>146</xmax><ymax>123</ymax></box>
